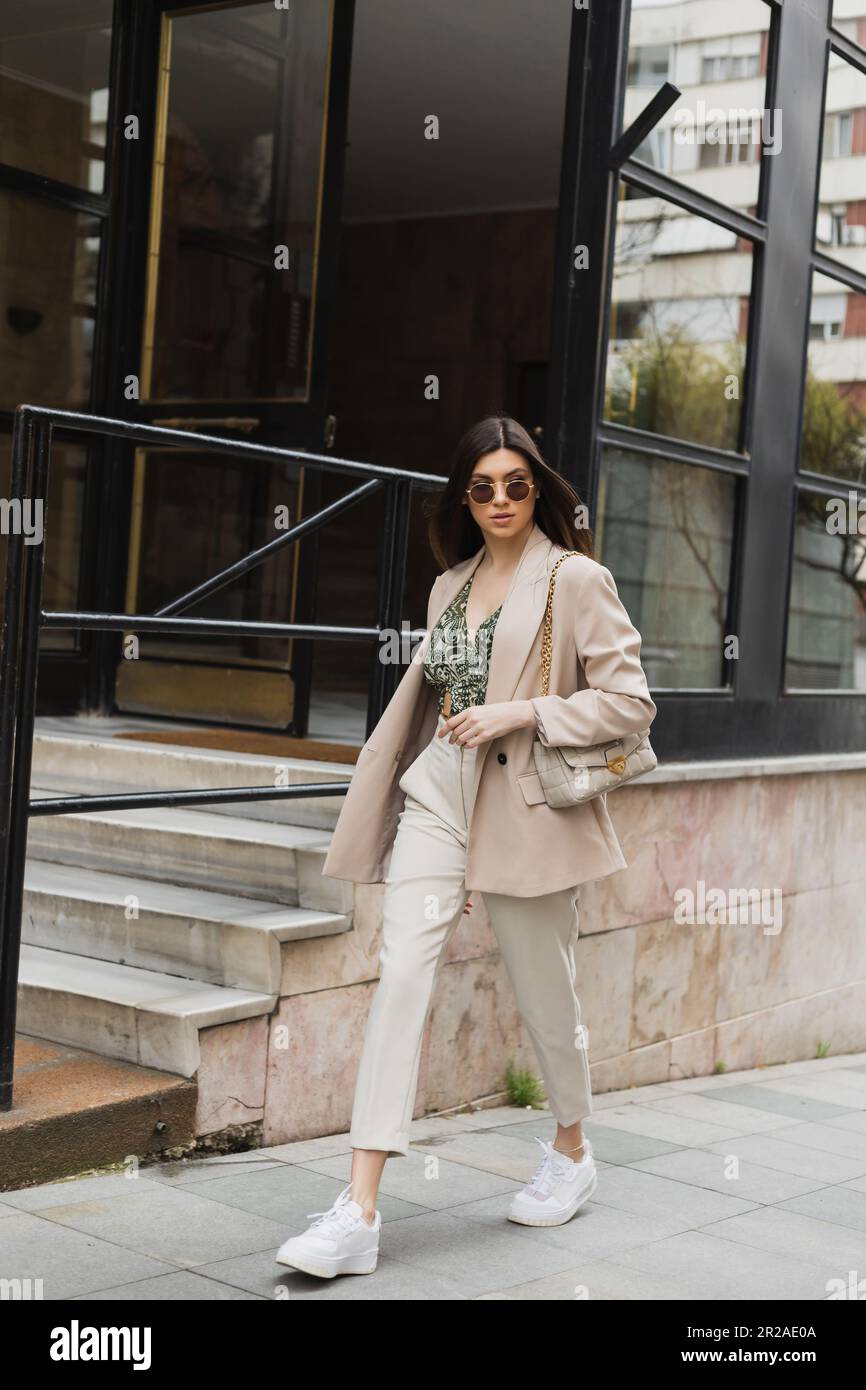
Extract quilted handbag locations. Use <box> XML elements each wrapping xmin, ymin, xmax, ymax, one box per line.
<box><xmin>531</xmin><ymin>552</ymin><xmax>657</xmax><ymax>807</ymax></box>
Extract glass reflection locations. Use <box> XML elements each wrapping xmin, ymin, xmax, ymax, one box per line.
<box><xmin>815</xmin><ymin>46</ymin><xmax>866</xmax><ymax>261</ymax></box>
<box><xmin>605</xmin><ymin>189</ymin><xmax>752</xmax><ymax>450</ymax></box>
<box><xmin>0</xmin><ymin>190</ymin><xmax>99</xmax><ymax>410</ymax></box>
<box><xmin>785</xmin><ymin>491</ymin><xmax>866</xmax><ymax>690</ymax></box>
<box><xmin>621</xmin><ymin>0</ymin><xmax>772</xmax><ymax>207</ymax></box>
<box><xmin>0</xmin><ymin>1</ymin><xmax>113</xmax><ymax>192</ymax></box>
<box><xmin>801</xmin><ymin>271</ymin><xmax>866</xmax><ymax>485</ymax></box>
<box><xmin>131</xmin><ymin>449</ymin><xmax>302</xmax><ymax>669</ymax></box>
<box><xmin>143</xmin><ymin>0</ymin><xmax>332</xmax><ymax>402</ymax></box>
<box><xmin>0</xmin><ymin>437</ymin><xmax>86</xmax><ymax>650</ymax></box>
<box><xmin>597</xmin><ymin>448</ymin><xmax>736</xmax><ymax>689</ymax></box>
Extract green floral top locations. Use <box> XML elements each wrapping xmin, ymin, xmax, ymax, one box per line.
<box><xmin>423</xmin><ymin>576</ymin><xmax>502</xmax><ymax>716</ymax></box>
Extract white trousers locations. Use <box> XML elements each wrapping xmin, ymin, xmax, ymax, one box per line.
<box><xmin>348</xmin><ymin>713</ymin><xmax>594</xmax><ymax>1157</ymax></box>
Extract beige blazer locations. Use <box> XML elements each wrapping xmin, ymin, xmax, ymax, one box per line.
<box><xmin>321</xmin><ymin>520</ymin><xmax>657</xmax><ymax>897</ymax></box>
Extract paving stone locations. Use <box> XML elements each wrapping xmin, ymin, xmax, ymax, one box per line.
<box><xmin>255</xmin><ymin>1134</ymin><xmax>355</xmax><ymax>1163</ymax></box>
<box><xmin>0</xmin><ymin>1211</ymin><xmax>173</xmax><ymax>1300</ymax></box>
<box><xmin>757</xmin><ymin>1121</ymin><xmax>866</xmax><ymax>1163</ymax></box>
<box><xmin>642</xmin><ymin>1092</ymin><xmax>799</xmax><ymax>1134</ymax></box>
<box><xmin>334</xmin><ymin>1208</ymin><xmax>595</xmax><ymax>1298</ymax></box>
<box><xmin>29</xmin><ymin>1183</ymin><xmax>293</xmax><ymax>1267</ymax></box>
<box><xmin>700</xmin><ymin>1204</ymin><xmax>866</xmax><ymax>1274</ymax></box>
<box><xmin>701</xmin><ymin>1132</ymin><xmax>866</xmax><ymax>1184</ymax></box>
<box><xmin>141</xmin><ymin>1155</ymin><xmax>287</xmax><ymax>1187</ymax></box>
<box><xmin>582</xmin><ymin>1124</ymin><xmax>685</xmax><ymax>1165</ymax></box>
<box><xmin>586</xmin><ymin>1163</ymin><xmax>759</xmax><ymax>1226</ymax></box>
<box><xmin>584</xmin><ymin>1104</ymin><xmax>746</xmax><ymax>1146</ymax></box>
<box><xmin>199</xmin><ymin>1248</ymin><xmax>469</xmax><ymax>1300</ymax></box>
<box><xmin>823</xmin><ymin>1111</ymin><xmax>866</xmax><ymax>1135</ymax></box>
<box><xmin>629</xmin><ymin>1148</ymin><xmax>829</xmax><ymax>1204</ymax></box>
<box><xmin>604</xmin><ymin>1229</ymin><xmax>836</xmax><ymax>1300</ymax></box>
<box><xmin>4</xmin><ymin>1171</ymin><xmax>212</xmax><ymax>1207</ymax></box>
<box><xmin>693</xmin><ymin>1084</ymin><xmax>852</xmax><ymax>1124</ymax></box>
<box><xmin>473</xmin><ymin>1260</ymin><xmax>692</xmax><ymax>1300</ymax></box>
<box><xmin>776</xmin><ymin>1183</ymin><xmax>866</xmax><ymax>1233</ymax></box>
<box><xmin>750</xmin><ymin>1071</ymin><xmax>866</xmax><ymax>1109</ymax></box>
<box><xmin>73</xmin><ymin>1271</ymin><xmax>266</xmax><ymax>1299</ymax></box>
<box><xmin>179</xmin><ymin>1161</ymin><xmax>424</xmax><ymax>1225</ymax></box>
<box><xmin>296</xmin><ymin>1148</ymin><xmax>522</xmax><ymax>1210</ymax></box>
<box><xmin>448</xmin><ymin>1183</ymin><xmax>691</xmax><ymax>1257</ymax></box>
<box><xmin>406</xmin><ymin>1128</ymin><xmax>603</xmax><ymax>1183</ymax></box>
<box><xmin>4</xmin><ymin>1054</ymin><xmax>865</xmax><ymax>1300</ymax></box>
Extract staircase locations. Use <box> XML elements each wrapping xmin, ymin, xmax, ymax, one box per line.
<box><xmin>18</xmin><ymin>720</ymin><xmax>356</xmax><ymax>1089</ymax></box>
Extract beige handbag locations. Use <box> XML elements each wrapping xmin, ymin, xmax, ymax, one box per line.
<box><xmin>531</xmin><ymin>552</ymin><xmax>657</xmax><ymax>807</ymax></box>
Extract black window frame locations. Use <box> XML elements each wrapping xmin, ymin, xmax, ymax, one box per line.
<box><xmin>0</xmin><ymin>0</ymin><xmax>124</xmax><ymax>709</ymax></box>
<box><xmin>546</xmin><ymin>0</ymin><xmax>866</xmax><ymax>761</ymax></box>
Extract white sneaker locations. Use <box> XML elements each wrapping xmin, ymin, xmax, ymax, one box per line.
<box><xmin>507</xmin><ymin>1135</ymin><xmax>597</xmax><ymax>1227</ymax></box>
<box><xmin>275</xmin><ymin>1183</ymin><xmax>381</xmax><ymax>1278</ymax></box>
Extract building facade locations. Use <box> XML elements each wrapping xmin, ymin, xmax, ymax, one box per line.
<box><xmin>1</xmin><ymin>0</ymin><xmax>864</xmax><ymax>760</ymax></box>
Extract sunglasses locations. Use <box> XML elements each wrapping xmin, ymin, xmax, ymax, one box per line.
<box><xmin>465</xmin><ymin>478</ymin><xmax>535</xmax><ymax>505</ymax></box>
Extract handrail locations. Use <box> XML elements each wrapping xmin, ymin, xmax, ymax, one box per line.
<box><xmin>41</xmin><ymin>613</ymin><xmax>414</xmax><ymax>639</ymax></box>
<box><xmin>0</xmin><ymin>405</ymin><xmax>445</xmax><ymax>1108</ymax></box>
<box><xmin>156</xmin><ymin>479</ymin><xmax>383</xmax><ymax>616</ymax></box>
<box><xmin>16</xmin><ymin>405</ymin><xmax>445</xmax><ymax>486</ymax></box>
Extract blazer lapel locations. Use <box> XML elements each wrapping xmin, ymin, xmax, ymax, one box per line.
<box><xmin>424</xmin><ymin>519</ymin><xmax>555</xmax><ymax>729</ymax></box>
<box><xmin>426</xmin><ymin>521</ymin><xmax>553</xmax><ymax>663</ymax></box>
<box><xmin>482</xmin><ymin>521</ymin><xmax>554</xmax><ymax>709</ymax></box>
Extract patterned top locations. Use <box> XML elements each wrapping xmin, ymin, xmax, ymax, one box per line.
<box><xmin>423</xmin><ymin>576</ymin><xmax>502</xmax><ymax>717</ymax></box>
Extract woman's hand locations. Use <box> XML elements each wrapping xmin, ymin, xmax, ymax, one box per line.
<box><xmin>437</xmin><ymin>700</ymin><xmax>536</xmax><ymax>746</ymax></box>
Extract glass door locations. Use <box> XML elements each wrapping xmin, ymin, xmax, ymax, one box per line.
<box><xmin>117</xmin><ymin>0</ymin><xmax>348</xmax><ymax>728</ymax></box>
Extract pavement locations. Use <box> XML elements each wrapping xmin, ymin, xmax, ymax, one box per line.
<box><xmin>2</xmin><ymin>1052</ymin><xmax>866</xmax><ymax>1300</ymax></box>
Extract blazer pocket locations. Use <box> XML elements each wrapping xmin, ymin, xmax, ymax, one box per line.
<box><xmin>517</xmin><ymin>770</ymin><xmax>547</xmax><ymax>805</ymax></box>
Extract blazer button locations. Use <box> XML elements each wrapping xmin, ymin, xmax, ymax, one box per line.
<box><xmin>497</xmin><ymin>751</ymin><xmax>507</xmax><ymax>764</ymax></box>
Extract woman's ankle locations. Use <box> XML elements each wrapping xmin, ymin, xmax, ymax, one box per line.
<box><xmin>553</xmin><ymin>1134</ymin><xmax>585</xmax><ymax>1159</ymax></box>
<box><xmin>350</xmin><ymin>1184</ymin><xmax>379</xmax><ymax>1219</ymax></box>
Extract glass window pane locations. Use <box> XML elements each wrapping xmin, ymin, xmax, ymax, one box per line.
<box><xmin>815</xmin><ymin>49</ymin><xmax>866</xmax><ymax>263</ymax></box>
<box><xmin>785</xmin><ymin>491</ymin><xmax>866</xmax><ymax>690</ymax></box>
<box><xmin>0</xmin><ymin>436</ymin><xmax>86</xmax><ymax>651</ymax></box>
<box><xmin>311</xmin><ymin>0</ymin><xmax>572</xmax><ymax>727</ymax></box>
<box><xmin>0</xmin><ymin>1</ymin><xmax>113</xmax><ymax>193</ymax></box>
<box><xmin>801</xmin><ymin>270</ymin><xmax>866</xmax><ymax>485</ymax></box>
<box><xmin>620</xmin><ymin>0</ymin><xmax>772</xmax><ymax>208</ymax></box>
<box><xmin>597</xmin><ymin>448</ymin><xmax>737</xmax><ymax>689</ymax></box>
<box><xmin>829</xmin><ymin>9</ymin><xmax>860</xmax><ymax>45</ymax></box>
<box><xmin>143</xmin><ymin>0</ymin><xmax>332</xmax><ymax>402</ymax></box>
<box><xmin>129</xmin><ymin>448</ymin><xmax>302</xmax><ymax>670</ymax></box>
<box><xmin>0</xmin><ymin>190</ymin><xmax>100</xmax><ymax>410</ymax></box>
<box><xmin>605</xmin><ymin>187</ymin><xmax>753</xmax><ymax>450</ymax></box>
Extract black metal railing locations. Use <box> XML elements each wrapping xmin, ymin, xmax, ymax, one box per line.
<box><xmin>0</xmin><ymin>404</ymin><xmax>445</xmax><ymax>1109</ymax></box>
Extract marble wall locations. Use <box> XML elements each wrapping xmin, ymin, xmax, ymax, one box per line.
<box><xmin>198</xmin><ymin>765</ymin><xmax>866</xmax><ymax>1145</ymax></box>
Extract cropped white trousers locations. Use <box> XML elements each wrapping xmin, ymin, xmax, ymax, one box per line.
<box><xmin>348</xmin><ymin>713</ymin><xmax>594</xmax><ymax>1158</ymax></box>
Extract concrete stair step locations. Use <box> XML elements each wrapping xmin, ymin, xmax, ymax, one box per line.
<box><xmin>26</xmin><ymin>791</ymin><xmax>351</xmax><ymax>913</ymax></box>
<box><xmin>22</xmin><ymin>860</ymin><xmax>352</xmax><ymax>993</ymax></box>
<box><xmin>31</xmin><ymin>731</ymin><xmax>352</xmax><ymax>831</ymax></box>
<box><xmin>0</xmin><ymin>1035</ymin><xmax>197</xmax><ymax>1191</ymax></box>
<box><xmin>17</xmin><ymin>943</ymin><xmax>278</xmax><ymax>1078</ymax></box>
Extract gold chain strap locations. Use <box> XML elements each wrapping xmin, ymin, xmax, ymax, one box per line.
<box><xmin>539</xmin><ymin>550</ymin><xmax>583</xmax><ymax>697</ymax></box>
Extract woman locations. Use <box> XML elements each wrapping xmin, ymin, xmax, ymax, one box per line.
<box><xmin>276</xmin><ymin>416</ymin><xmax>657</xmax><ymax>1279</ymax></box>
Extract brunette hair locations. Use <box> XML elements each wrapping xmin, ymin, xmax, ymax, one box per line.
<box><xmin>426</xmin><ymin>415</ymin><xmax>595</xmax><ymax>571</ymax></box>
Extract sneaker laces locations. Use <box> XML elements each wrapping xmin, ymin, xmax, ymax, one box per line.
<box><xmin>524</xmin><ymin>1137</ymin><xmax>568</xmax><ymax>1200</ymax></box>
<box><xmin>524</xmin><ymin>1136</ymin><xmax>586</xmax><ymax>1200</ymax></box>
<box><xmin>304</xmin><ymin>1185</ymin><xmax>364</xmax><ymax>1238</ymax></box>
